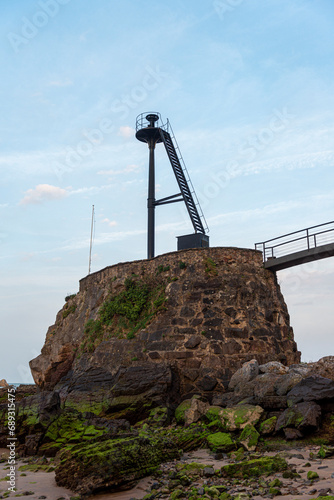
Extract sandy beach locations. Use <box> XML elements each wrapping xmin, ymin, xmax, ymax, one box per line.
<box><xmin>1</xmin><ymin>446</ymin><xmax>333</xmax><ymax>499</ymax></box>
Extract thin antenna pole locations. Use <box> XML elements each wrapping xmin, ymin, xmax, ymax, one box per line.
<box><xmin>88</xmin><ymin>205</ymin><xmax>94</xmax><ymax>274</ymax></box>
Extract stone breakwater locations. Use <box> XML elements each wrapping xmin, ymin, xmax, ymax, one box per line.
<box><xmin>29</xmin><ymin>247</ymin><xmax>299</xmax><ymax>418</ymax></box>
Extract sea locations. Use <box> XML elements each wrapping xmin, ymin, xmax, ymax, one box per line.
<box><xmin>8</xmin><ymin>383</ymin><xmax>31</xmax><ymax>388</ymax></box>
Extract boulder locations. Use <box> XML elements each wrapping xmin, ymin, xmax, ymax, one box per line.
<box><xmin>275</xmin><ymin>401</ymin><xmax>322</xmax><ymax>435</ymax></box>
<box><xmin>259</xmin><ymin>416</ymin><xmax>277</xmax><ymax>435</ymax></box>
<box><xmin>221</xmin><ymin>455</ymin><xmax>289</xmax><ymax>478</ymax></box>
<box><xmin>55</xmin><ymin>425</ymin><xmax>208</xmax><ymax>496</ymax></box>
<box><xmin>287</xmin><ymin>376</ymin><xmax>334</xmax><ymax>404</ymax></box>
<box><xmin>239</xmin><ymin>424</ymin><xmax>260</xmax><ymax>451</ymax></box>
<box><xmin>283</xmin><ymin>427</ymin><xmax>303</xmax><ymax>440</ymax></box>
<box><xmin>219</xmin><ymin>404</ymin><xmax>264</xmax><ymax>431</ymax></box>
<box><xmin>184</xmin><ymin>397</ymin><xmax>210</xmax><ymax>426</ymax></box>
<box><xmin>207</xmin><ymin>432</ymin><xmax>235</xmax><ymax>452</ymax></box>
<box><xmin>275</xmin><ymin>371</ymin><xmax>304</xmax><ymax>396</ymax></box>
<box><xmin>288</xmin><ymin>364</ymin><xmax>310</xmax><ymax>376</ymax></box>
<box><xmin>0</xmin><ymin>379</ymin><xmax>8</xmax><ymax>388</ymax></box>
<box><xmin>307</xmin><ymin>356</ymin><xmax>334</xmax><ymax>381</ymax></box>
<box><xmin>259</xmin><ymin>361</ymin><xmax>288</xmax><ymax>375</ymax></box>
<box><xmin>175</xmin><ymin>396</ymin><xmax>200</xmax><ymax>424</ymax></box>
<box><xmin>228</xmin><ymin>359</ymin><xmax>259</xmax><ymax>391</ymax></box>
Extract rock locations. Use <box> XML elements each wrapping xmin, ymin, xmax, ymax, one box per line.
<box><xmin>287</xmin><ymin>376</ymin><xmax>334</xmax><ymax>404</ymax></box>
<box><xmin>221</xmin><ymin>455</ymin><xmax>289</xmax><ymax>478</ymax></box>
<box><xmin>0</xmin><ymin>379</ymin><xmax>8</xmax><ymax>388</ymax></box>
<box><xmin>175</xmin><ymin>397</ymin><xmax>195</xmax><ymax>424</ymax></box>
<box><xmin>24</xmin><ymin>434</ymin><xmax>43</xmax><ymax>455</ymax></box>
<box><xmin>170</xmin><ymin>489</ymin><xmax>183</xmax><ymax>500</ymax></box>
<box><xmin>307</xmin><ymin>470</ymin><xmax>319</xmax><ymax>480</ymax></box>
<box><xmin>275</xmin><ymin>401</ymin><xmax>322</xmax><ymax>434</ymax></box>
<box><xmin>259</xmin><ymin>416</ymin><xmax>277</xmax><ymax>435</ymax></box>
<box><xmin>288</xmin><ymin>363</ymin><xmax>310</xmax><ymax>376</ymax></box>
<box><xmin>275</xmin><ymin>372</ymin><xmax>304</xmax><ymax>396</ymax></box>
<box><xmin>270</xmin><ymin>479</ymin><xmax>282</xmax><ymax>488</ymax></box>
<box><xmin>269</xmin><ymin>487</ymin><xmax>282</xmax><ymax>496</ymax></box>
<box><xmin>56</xmin><ymin>425</ymin><xmax>208</xmax><ymax>496</ymax></box>
<box><xmin>39</xmin><ymin>391</ymin><xmax>61</xmax><ymax>424</ymax></box>
<box><xmin>307</xmin><ymin>356</ymin><xmax>334</xmax><ymax>381</ymax></box>
<box><xmin>239</xmin><ymin>424</ymin><xmax>260</xmax><ymax>451</ymax></box>
<box><xmin>283</xmin><ymin>427</ymin><xmax>303</xmax><ymax>440</ymax></box>
<box><xmin>184</xmin><ymin>397</ymin><xmax>210</xmax><ymax>426</ymax></box>
<box><xmin>317</xmin><ymin>488</ymin><xmax>332</xmax><ymax>497</ymax></box>
<box><xmin>228</xmin><ymin>359</ymin><xmax>259</xmax><ymax>391</ymax></box>
<box><xmin>207</xmin><ymin>432</ymin><xmax>235</xmax><ymax>452</ymax></box>
<box><xmin>205</xmin><ymin>405</ymin><xmax>225</xmax><ymax>423</ymax></box>
<box><xmin>219</xmin><ymin>404</ymin><xmax>264</xmax><ymax>431</ymax></box>
<box><xmin>317</xmin><ymin>445</ymin><xmax>334</xmax><ymax>458</ymax></box>
<box><xmin>259</xmin><ymin>361</ymin><xmax>288</xmax><ymax>374</ymax></box>
<box><xmin>184</xmin><ymin>336</ymin><xmax>201</xmax><ymax>349</ymax></box>
<box><xmin>203</xmin><ymin>466</ymin><xmax>215</xmax><ymax>477</ymax></box>
<box><xmin>234</xmin><ymin>494</ymin><xmax>250</xmax><ymax>500</ymax></box>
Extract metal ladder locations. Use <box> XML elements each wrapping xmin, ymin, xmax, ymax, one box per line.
<box><xmin>159</xmin><ymin>123</ymin><xmax>208</xmax><ymax>234</ymax></box>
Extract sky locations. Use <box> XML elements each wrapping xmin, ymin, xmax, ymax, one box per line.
<box><xmin>1</xmin><ymin>0</ymin><xmax>334</xmax><ymax>383</ymax></box>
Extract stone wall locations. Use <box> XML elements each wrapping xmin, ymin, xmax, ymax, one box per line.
<box><xmin>29</xmin><ymin>247</ymin><xmax>300</xmax><ymax>414</ymax></box>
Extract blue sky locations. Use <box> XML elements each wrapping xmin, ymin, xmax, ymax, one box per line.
<box><xmin>1</xmin><ymin>0</ymin><xmax>333</xmax><ymax>382</ymax></box>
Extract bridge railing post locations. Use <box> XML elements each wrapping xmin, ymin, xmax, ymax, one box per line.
<box><xmin>306</xmin><ymin>228</ymin><xmax>310</xmax><ymax>250</ymax></box>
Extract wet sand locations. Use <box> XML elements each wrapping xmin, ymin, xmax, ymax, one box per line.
<box><xmin>0</xmin><ymin>448</ymin><xmax>74</xmax><ymax>500</ymax></box>
<box><xmin>0</xmin><ymin>446</ymin><xmax>333</xmax><ymax>499</ymax></box>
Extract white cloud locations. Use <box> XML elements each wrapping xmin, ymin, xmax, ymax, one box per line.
<box><xmin>102</xmin><ymin>218</ymin><xmax>118</xmax><ymax>227</ymax></box>
<box><xmin>118</xmin><ymin>126</ymin><xmax>135</xmax><ymax>138</ymax></box>
<box><xmin>20</xmin><ymin>184</ymin><xmax>68</xmax><ymax>205</ymax></box>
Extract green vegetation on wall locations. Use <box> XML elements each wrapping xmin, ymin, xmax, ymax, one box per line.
<box><xmin>80</xmin><ymin>277</ymin><xmax>167</xmax><ymax>354</ymax></box>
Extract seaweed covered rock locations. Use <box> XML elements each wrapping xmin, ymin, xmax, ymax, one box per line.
<box><xmin>207</xmin><ymin>432</ymin><xmax>235</xmax><ymax>452</ymax></box>
<box><xmin>184</xmin><ymin>397</ymin><xmax>210</xmax><ymax>426</ymax></box>
<box><xmin>219</xmin><ymin>404</ymin><xmax>264</xmax><ymax>431</ymax></box>
<box><xmin>259</xmin><ymin>416</ymin><xmax>277</xmax><ymax>435</ymax></box>
<box><xmin>221</xmin><ymin>455</ymin><xmax>289</xmax><ymax>478</ymax></box>
<box><xmin>238</xmin><ymin>424</ymin><xmax>260</xmax><ymax>451</ymax></box>
<box><xmin>55</xmin><ymin>425</ymin><xmax>209</xmax><ymax>496</ymax></box>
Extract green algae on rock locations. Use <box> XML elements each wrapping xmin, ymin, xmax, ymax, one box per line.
<box><xmin>219</xmin><ymin>404</ymin><xmax>264</xmax><ymax>431</ymax></box>
<box><xmin>175</xmin><ymin>398</ymin><xmax>193</xmax><ymax>424</ymax></box>
<box><xmin>221</xmin><ymin>455</ymin><xmax>289</xmax><ymax>478</ymax></box>
<box><xmin>238</xmin><ymin>424</ymin><xmax>260</xmax><ymax>451</ymax></box>
<box><xmin>207</xmin><ymin>432</ymin><xmax>235</xmax><ymax>452</ymax></box>
<box><xmin>55</xmin><ymin>425</ymin><xmax>209</xmax><ymax>496</ymax></box>
<box><xmin>259</xmin><ymin>416</ymin><xmax>277</xmax><ymax>435</ymax></box>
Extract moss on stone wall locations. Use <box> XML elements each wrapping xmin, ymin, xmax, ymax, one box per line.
<box><xmin>79</xmin><ymin>276</ymin><xmax>167</xmax><ymax>354</ymax></box>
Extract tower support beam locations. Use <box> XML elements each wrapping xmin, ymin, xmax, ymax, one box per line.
<box><xmin>147</xmin><ymin>139</ymin><xmax>156</xmax><ymax>259</ymax></box>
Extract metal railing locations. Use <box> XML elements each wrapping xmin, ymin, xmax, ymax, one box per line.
<box><xmin>255</xmin><ymin>221</ymin><xmax>334</xmax><ymax>262</ymax></box>
<box><xmin>135</xmin><ymin>111</ymin><xmax>169</xmax><ymax>133</ymax></box>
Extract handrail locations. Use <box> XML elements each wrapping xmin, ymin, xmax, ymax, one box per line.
<box><xmin>255</xmin><ymin>221</ymin><xmax>334</xmax><ymax>261</ymax></box>
<box><xmin>164</xmin><ymin>119</ymin><xmax>209</xmax><ymax>234</ymax></box>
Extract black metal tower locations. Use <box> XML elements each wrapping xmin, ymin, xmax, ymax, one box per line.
<box><xmin>135</xmin><ymin>112</ymin><xmax>209</xmax><ymax>259</ymax></box>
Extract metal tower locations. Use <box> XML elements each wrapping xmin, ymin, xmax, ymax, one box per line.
<box><xmin>135</xmin><ymin>112</ymin><xmax>209</xmax><ymax>259</ymax></box>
